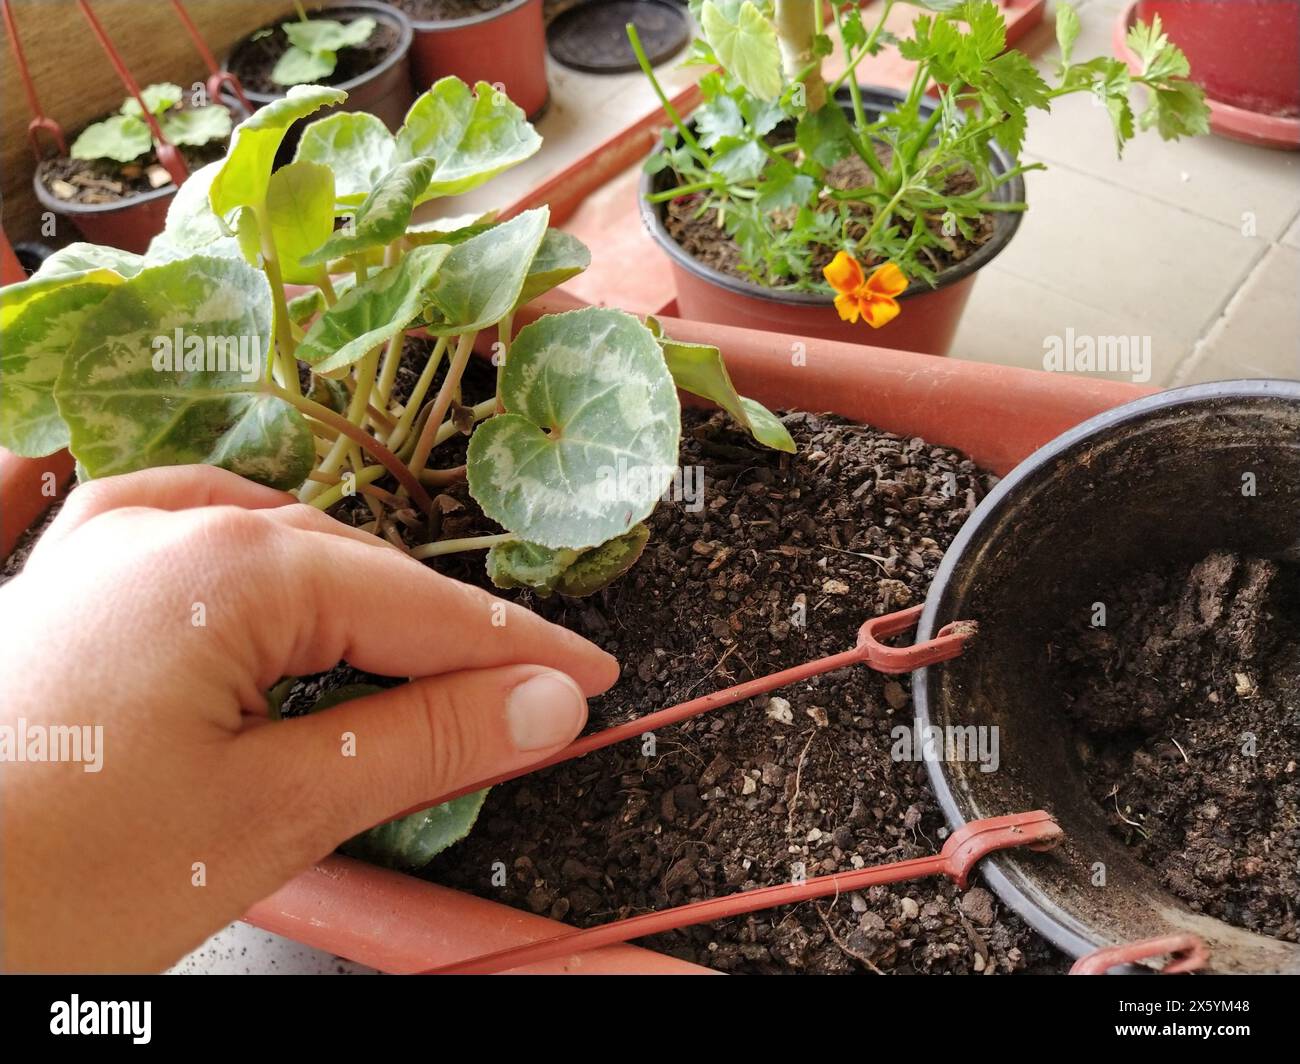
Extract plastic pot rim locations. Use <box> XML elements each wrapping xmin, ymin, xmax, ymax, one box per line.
<box><xmin>399</xmin><ymin>0</ymin><xmax>536</xmax><ymax>32</ymax></box>
<box><xmin>31</xmin><ymin>164</ymin><xmax>176</xmax><ymax>219</ymax></box>
<box><xmin>913</xmin><ymin>376</ymin><xmax>1300</xmax><ymax>964</ymax></box>
<box><xmin>638</xmin><ymin>84</ymin><xmax>1027</xmax><ymax>308</ymax></box>
<box><xmin>225</xmin><ymin>0</ymin><xmax>415</xmax><ymax>107</ymax></box>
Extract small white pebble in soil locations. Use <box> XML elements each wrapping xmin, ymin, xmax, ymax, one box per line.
<box><xmin>851</xmin><ymin>855</ymin><xmax>865</xmax><ymax>869</ymax></box>
<box><xmin>822</xmin><ymin>578</ymin><xmax>850</xmax><ymax>595</ymax></box>
<box><xmin>901</xmin><ymin>897</ymin><xmax>920</xmax><ymax>919</ymax></box>
<box><xmin>807</xmin><ymin>828</ymin><xmax>823</xmax><ymax>842</ymax></box>
<box><xmin>766</xmin><ymin>697</ymin><xmax>794</xmax><ymax>724</ymax></box>
<box><xmin>741</xmin><ymin>775</ymin><xmax>757</xmax><ymax>795</ymax></box>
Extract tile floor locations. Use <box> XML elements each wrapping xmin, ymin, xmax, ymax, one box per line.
<box><xmin>177</xmin><ymin>0</ymin><xmax>1298</xmax><ymax>976</ymax></box>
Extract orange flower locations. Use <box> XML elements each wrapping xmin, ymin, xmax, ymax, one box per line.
<box><xmin>823</xmin><ymin>252</ymin><xmax>908</xmax><ymax>327</ymax></box>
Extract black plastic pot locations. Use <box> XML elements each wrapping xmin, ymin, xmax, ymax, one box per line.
<box><xmin>223</xmin><ymin>1</ymin><xmax>415</xmax><ymax>132</ymax></box>
<box><xmin>640</xmin><ymin>86</ymin><xmax>1025</xmax><ymax>355</ymax></box>
<box><xmin>914</xmin><ymin>379</ymin><xmax>1300</xmax><ymax>974</ymax></box>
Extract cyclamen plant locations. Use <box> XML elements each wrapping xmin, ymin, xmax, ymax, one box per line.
<box><xmin>635</xmin><ymin>0</ymin><xmax>1210</xmax><ymax>314</ymax></box>
<box><xmin>69</xmin><ymin>82</ymin><xmax>232</xmax><ymax>163</ymax></box>
<box><xmin>270</xmin><ymin>1</ymin><xmax>377</xmax><ymax>86</ymax></box>
<box><xmin>2</xmin><ymin>76</ymin><xmax>794</xmax><ymax>865</ymax></box>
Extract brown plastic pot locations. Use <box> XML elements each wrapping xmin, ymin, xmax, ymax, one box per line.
<box><xmin>224</xmin><ymin>1</ymin><xmax>416</xmax><ymax>132</ymax></box>
<box><xmin>401</xmin><ymin>0</ymin><xmax>548</xmax><ymax>120</ymax></box>
<box><xmin>641</xmin><ymin>87</ymin><xmax>1025</xmax><ymax>356</ymax></box>
<box><xmin>1121</xmin><ymin>0</ymin><xmax>1300</xmax><ymax>148</ymax></box>
<box><xmin>2</xmin><ymin>287</ymin><xmax>1153</xmax><ymax>971</ymax></box>
<box><xmin>914</xmin><ymin>379</ymin><xmax>1300</xmax><ymax>973</ymax></box>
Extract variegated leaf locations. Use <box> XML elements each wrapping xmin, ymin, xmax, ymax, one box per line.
<box><xmin>467</xmin><ymin>307</ymin><xmax>680</xmax><ymax>550</ymax></box>
<box><xmin>53</xmin><ymin>256</ymin><xmax>313</xmax><ymax>490</ymax></box>
<box><xmin>487</xmin><ymin>523</ymin><xmax>650</xmax><ymax>597</ymax></box>
<box><xmin>294</xmin><ymin>110</ymin><xmax>396</xmax><ymax>206</ymax></box>
<box><xmin>302</xmin><ymin>157</ymin><xmax>437</xmax><ymax>265</ymax></box>
<box><xmin>514</xmin><ymin>230</ymin><xmax>590</xmax><ymax>308</ymax></box>
<box><xmin>265</xmin><ymin>160</ymin><xmax>335</xmax><ymax>283</ymax></box>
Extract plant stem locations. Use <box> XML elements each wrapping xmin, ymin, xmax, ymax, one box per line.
<box><xmin>407</xmin><ymin>331</ymin><xmax>477</xmax><ymax>476</ymax></box>
<box><xmin>645</xmin><ymin>180</ymin><xmax>721</xmax><ymax>203</ymax></box>
<box><xmin>830</xmin><ymin>0</ymin><xmax>896</xmax><ymax>95</ymax></box>
<box><xmin>253</xmin><ymin>203</ymin><xmax>302</xmax><ymax>397</ymax></box>
<box><xmin>307</xmin><ymin>463</ymin><xmax>386</xmax><ymax>511</ymax></box>
<box><xmin>375</xmin><ymin>328</ymin><xmax>405</xmax><ymax>406</ymax></box>
<box><xmin>775</xmin><ymin>0</ymin><xmax>827</xmax><ymax>111</ymax></box>
<box><xmin>301</xmin><ymin>346</ymin><xmax>379</xmax><ymax>501</ymax></box>
<box><xmin>410</xmin><ymin>532</ymin><xmax>516</xmax><ymax>560</ymax></box>
<box><xmin>267</xmin><ymin>382</ymin><xmax>434</xmax><ymax>513</ymax></box>
<box><xmin>386</xmin><ymin>334</ymin><xmax>448</xmax><ymax>449</ymax></box>
<box><xmin>627</xmin><ymin>22</ymin><xmax>708</xmax><ymax>166</ymax></box>
<box><xmin>495</xmin><ymin>311</ymin><xmax>513</xmax><ymax>409</ymax></box>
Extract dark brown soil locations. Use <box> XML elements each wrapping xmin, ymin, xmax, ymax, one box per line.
<box><xmin>390</xmin><ymin>0</ymin><xmax>512</xmax><ymax>20</ymax></box>
<box><xmin>228</xmin><ymin>9</ymin><xmax>401</xmax><ymax>95</ymax></box>
<box><xmin>662</xmin><ymin>150</ymin><xmax>994</xmax><ymax>289</ymax></box>
<box><xmin>1054</xmin><ymin>550</ymin><xmax>1300</xmax><ymax>942</ymax></box>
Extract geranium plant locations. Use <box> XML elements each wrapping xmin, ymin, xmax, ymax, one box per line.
<box><xmin>270</xmin><ymin>1</ymin><xmax>377</xmax><ymax>86</ymax></box>
<box><xmin>2</xmin><ymin>74</ymin><xmax>794</xmax><ymax>864</ymax></box>
<box><xmin>69</xmin><ymin>82</ymin><xmax>232</xmax><ymax>163</ymax></box>
<box><xmin>633</xmin><ymin>0</ymin><xmax>1209</xmax><ymax>309</ymax></box>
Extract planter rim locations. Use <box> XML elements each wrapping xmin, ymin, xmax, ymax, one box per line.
<box><xmin>913</xmin><ymin>376</ymin><xmax>1300</xmax><ymax>963</ymax></box>
<box><xmin>32</xmin><ymin>164</ymin><xmax>176</xmax><ymax>218</ymax></box>
<box><xmin>639</xmin><ymin>85</ymin><xmax>1027</xmax><ymax>307</ymax></box>
<box><xmin>397</xmin><ymin>0</ymin><xmax>535</xmax><ymax>32</ymax></box>
<box><xmin>225</xmin><ymin>0</ymin><xmax>415</xmax><ymax>105</ymax></box>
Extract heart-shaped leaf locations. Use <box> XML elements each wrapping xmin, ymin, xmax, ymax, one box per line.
<box><xmin>302</xmin><ymin>157</ymin><xmax>436</xmax><ymax>265</ymax></box>
<box><xmin>396</xmin><ymin>78</ymin><xmax>542</xmax><ymax>201</ymax></box>
<box><xmin>70</xmin><ymin>113</ymin><xmax>153</xmax><ymax>162</ymax></box>
<box><xmin>296</xmin><ymin>243</ymin><xmax>452</xmax><ymax>372</ymax></box>
<box><xmin>121</xmin><ymin>82</ymin><xmax>183</xmax><ymax>117</ymax></box>
<box><xmin>272</xmin><ymin>46</ymin><xmax>335</xmax><ymax>86</ymax></box>
<box><xmin>487</xmin><ymin>523</ymin><xmax>651</xmax><ymax>597</ymax></box>
<box><xmin>700</xmin><ymin>0</ymin><xmax>783</xmax><ymax>102</ymax></box>
<box><xmin>647</xmin><ymin>318</ymin><xmax>794</xmax><ymax>452</ymax></box>
<box><xmin>53</xmin><ymin>256</ymin><xmax>313</xmax><ymax>489</ymax></box>
<box><xmin>160</xmin><ymin>104</ymin><xmax>233</xmax><ymax>148</ymax></box>
<box><xmin>514</xmin><ymin>230</ymin><xmax>590</xmax><ymax>308</ymax></box>
<box><xmin>0</xmin><ymin>284</ymin><xmax>116</xmax><ymax>457</ymax></box>
<box><xmin>210</xmin><ymin>85</ymin><xmax>347</xmax><ymax>219</ymax></box>
<box><xmin>0</xmin><ymin>243</ymin><xmax>142</xmax><ymax>328</ymax></box>
<box><xmin>467</xmin><ymin>307</ymin><xmax>681</xmax><ymax>550</ymax></box>
<box><xmin>265</xmin><ymin>160</ymin><xmax>336</xmax><ymax>283</ymax></box>
<box><xmin>294</xmin><ymin>111</ymin><xmax>396</xmax><ymax>206</ymax></box>
<box><xmin>421</xmin><ymin>207</ymin><xmax>548</xmax><ymax>335</ymax></box>
<box><xmin>306</xmin><ymin>684</ymin><xmax>488</xmax><ymax>870</ymax></box>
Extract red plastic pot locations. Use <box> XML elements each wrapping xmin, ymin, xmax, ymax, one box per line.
<box><xmin>640</xmin><ymin>87</ymin><xmax>1025</xmax><ymax>356</ymax></box>
<box><xmin>31</xmin><ymin>172</ymin><xmax>175</xmax><ymax>255</ymax></box>
<box><xmin>400</xmin><ymin>0</ymin><xmax>548</xmax><ymax>120</ymax></box>
<box><xmin>1121</xmin><ymin>0</ymin><xmax>1300</xmax><ymax>148</ymax></box>
<box><xmin>224</xmin><ymin>1</ymin><xmax>416</xmax><ymax>132</ymax></box>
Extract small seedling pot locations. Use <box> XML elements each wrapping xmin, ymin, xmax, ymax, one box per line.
<box><xmin>224</xmin><ymin>1</ymin><xmax>415</xmax><ymax>132</ymax></box>
<box><xmin>639</xmin><ymin>87</ymin><xmax>1025</xmax><ymax>356</ymax></box>
<box><xmin>1120</xmin><ymin>0</ymin><xmax>1300</xmax><ymax>148</ymax></box>
<box><xmin>914</xmin><ymin>379</ymin><xmax>1300</xmax><ymax>973</ymax></box>
<box><xmin>402</xmin><ymin>0</ymin><xmax>548</xmax><ymax>120</ymax></box>
<box><xmin>31</xmin><ymin>174</ymin><xmax>175</xmax><ymax>255</ymax></box>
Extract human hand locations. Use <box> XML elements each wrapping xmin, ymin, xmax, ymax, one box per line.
<box><xmin>0</xmin><ymin>465</ymin><xmax>618</xmax><ymax>972</ymax></box>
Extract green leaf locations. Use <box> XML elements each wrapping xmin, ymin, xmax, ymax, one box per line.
<box><xmin>70</xmin><ymin>114</ymin><xmax>152</xmax><ymax>163</ymax></box>
<box><xmin>694</xmin><ymin>94</ymin><xmax>744</xmax><ymax>149</ymax></box>
<box><xmin>0</xmin><ymin>243</ymin><xmax>141</xmax><ymax>328</ymax></box>
<box><xmin>796</xmin><ymin>103</ymin><xmax>854</xmax><ymax>170</ymax></box>
<box><xmin>396</xmin><ymin>78</ymin><xmax>542</xmax><ymax>200</ymax></box>
<box><xmin>287</xmin><ymin>287</ymin><xmax>326</xmax><ymax>327</ymax></box>
<box><xmin>121</xmin><ymin>83</ymin><xmax>183</xmax><ymax>117</ymax></box>
<box><xmin>421</xmin><ymin>207</ymin><xmax>549</xmax><ymax>335</ymax></box>
<box><xmin>210</xmin><ymin>85</ymin><xmax>348</xmax><ymax>220</ymax></box>
<box><xmin>1144</xmin><ymin>80</ymin><xmax>1211</xmax><ymax>140</ymax></box>
<box><xmin>700</xmin><ymin>0</ymin><xmax>783</xmax><ymax>102</ymax></box>
<box><xmin>487</xmin><ymin>523</ymin><xmax>651</xmax><ymax>597</ymax></box>
<box><xmin>296</xmin><ymin>244</ymin><xmax>453</xmax><ymax>372</ymax></box>
<box><xmin>711</xmin><ymin>138</ymin><xmax>767</xmax><ymax>182</ymax></box>
<box><xmin>265</xmin><ymin>161</ymin><xmax>336</xmax><ymax>283</ymax></box>
<box><xmin>160</xmin><ymin>105</ymin><xmax>233</xmax><ymax>147</ymax></box>
<box><xmin>1055</xmin><ymin>2</ymin><xmax>1080</xmax><ymax>66</ymax></box>
<box><xmin>304</xmin><ymin>684</ymin><xmax>487</xmax><ymax>870</ymax></box>
<box><xmin>53</xmin><ymin>256</ymin><xmax>313</xmax><ymax>490</ymax></box>
<box><xmin>302</xmin><ymin>157</ymin><xmax>436</xmax><ymax>265</ymax></box>
<box><xmin>756</xmin><ymin>163</ymin><xmax>815</xmax><ymax>213</ymax></box>
<box><xmin>294</xmin><ymin>111</ymin><xmax>396</xmax><ymax>206</ymax></box>
<box><xmin>272</xmin><ymin>45</ymin><xmax>336</xmax><ymax>86</ymax></box>
<box><xmin>514</xmin><ymin>230</ymin><xmax>590</xmax><ymax>308</ymax></box>
<box><xmin>647</xmin><ymin>318</ymin><xmax>794</xmax><ymax>452</ymax></box>
<box><xmin>0</xmin><ymin>284</ymin><xmax>116</xmax><ymax>457</ymax></box>
<box><xmin>467</xmin><ymin>307</ymin><xmax>681</xmax><ymax>550</ymax></box>
<box><xmin>284</xmin><ymin>15</ymin><xmax>376</xmax><ymax>54</ymax></box>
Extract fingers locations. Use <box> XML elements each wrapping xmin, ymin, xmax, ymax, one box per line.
<box><xmin>238</xmin><ymin>664</ymin><xmax>588</xmax><ymax>861</ymax></box>
<box><xmin>268</xmin><ymin>531</ymin><xmax>620</xmax><ymax>695</ymax></box>
<box><xmin>33</xmin><ymin>466</ymin><xmax>294</xmax><ymax>560</ymax></box>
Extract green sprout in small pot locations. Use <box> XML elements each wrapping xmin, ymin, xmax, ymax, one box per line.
<box><xmin>632</xmin><ymin>0</ymin><xmax>1210</xmax><ymax>330</ymax></box>
<box><xmin>272</xmin><ymin>0</ymin><xmax>378</xmax><ymax>86</ymax></box>
<box><xmin>0</xmin><ymin>76</ymin><xmax>792</xmax><ymax>869</ymax></box>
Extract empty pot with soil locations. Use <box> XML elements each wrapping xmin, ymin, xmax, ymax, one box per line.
<box><xmin>915</xmin><ymin>379</ymin><xmax>1300</xmax><ymax>973</ymax></box>
<box><xmin>387</xmin><ymin>0</ymin><xmax>548</xmax><ymax>120</ymax></box>
<box><xmin>640</xmin><ymin>87</ymin><xmax>1024</xmax><ymax>357</ymax></box>
<box><xmin>223</xmin><ymin>1</ymin><xmax>415</xmax><ymax>131</ymax></box>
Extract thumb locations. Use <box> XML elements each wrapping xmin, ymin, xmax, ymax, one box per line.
<box><xmin>239</xmin><ymin>664</ymin><xmax>588</xmax><ymax>864</ymax></box>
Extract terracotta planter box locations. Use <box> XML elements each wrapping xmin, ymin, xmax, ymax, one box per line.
<box><xmin>401</xmin><ymin>0</ymin><xmax>548</xmax><ymax>120</ymax></box>
<box><xmin>1</xmin><ymin>292</ymin><xmax>1152</xmax><ymax>971</ymax></box>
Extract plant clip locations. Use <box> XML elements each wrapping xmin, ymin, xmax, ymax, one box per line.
<box><xmin>1069</xmin><ymin>934</ymin><xmax>1211</xmax><ymax>975</ymax></box>
<box><xmin>420</xmin><ymin>811</ymin><xmax>1064</xmax><ymax>974</ymax></box>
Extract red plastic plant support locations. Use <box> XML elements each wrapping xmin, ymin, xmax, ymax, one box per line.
<box><xmin>422</xmin><ymin>811</ymin><xmax>1064</xmax><ymax>974</ymax></box>
<box><xmin>1070</xmin><ymin>934</ymin><xmax>1210</xmax><ymax>975</ymax></box>
<box><xmin>2</xmin><ymin>0</ymin><xmax>68</xmax><ymax>159</ymax></box>
<box><xmin>393</xmin><ymin>603</ymin><xmax>977</xmax><ymax>815</ymax></box>
<box><xmin>75</xmin><ymin>0</ymin><xmax>189</xmax><ymax>187</ymax></box>
<box><xmin>169</xmin><ymin>0</ymin><xmax>253</xmax><ymax>114</ymax></box>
